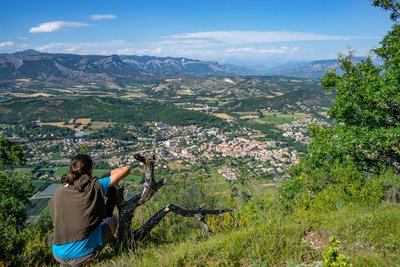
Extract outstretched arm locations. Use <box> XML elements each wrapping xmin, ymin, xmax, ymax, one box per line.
<box><xmin>109</xmin><ymin>166</ymin><xmax>131</xmax><ymax>186</ymax></box>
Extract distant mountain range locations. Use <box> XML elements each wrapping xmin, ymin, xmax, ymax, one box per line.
<box><xmin>262</xmin><ymin>59</ymin><xmax>341</xmax><ymax>78</ymax></box>
<box><xmin>0</xmin><ymin>50</ymin><xmax>253</xmax><ymax>84</ymax></box>
<box><xmin>262</xmin><ymin>57</ymin><xmax>376</xmax><ymax>78</ymax></box>
<box><xmin>0</xmin><ymin>49</ymin><xmax>376</xmax><ymax>84</ymax></box>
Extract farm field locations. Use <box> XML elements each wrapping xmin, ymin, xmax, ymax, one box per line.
<box><xmin>213</xmin><ymin>113</ymin><xmax>233</xmax><ymax>119</ymax></box>
<box><xmin>87</xmin><ymin>121</ymin><xmax>113</xmax><ymax>130</ymax></box>
<box><xmin>237</xmin><ymin>111</ymin><xmax>312</xmax><ymax>125</ymax></box>
<box><xmin>10</xmin><ymin>92</ymin><xmax>53</xmax><ymax>97</ymax></box>
<box><xmin>37</xmin><ymin>117</ymin><xmax>92</xmax><ymax>131</ymax></box>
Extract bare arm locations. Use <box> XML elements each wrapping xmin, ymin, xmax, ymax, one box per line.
<box><xmin>109</xmin><ymin>166</ymin><xmax>131</xmax><ymax>186</ymax></box>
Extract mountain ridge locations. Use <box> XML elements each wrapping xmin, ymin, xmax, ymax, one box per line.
<box><xmin>0</xmin><ymin>50</ymin><xmax>248</xmax><ymax>84</ymax></box>
<box><xmin>0</xmin><ymin>50</ymin><xmax>376</xmax><ymax>84</ymax></box>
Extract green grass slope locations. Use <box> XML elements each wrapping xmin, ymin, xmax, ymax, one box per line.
<box><xmin>97</xmin><ymin>202</ymin><xmax>399</xmax><ymax>267</ymax></box>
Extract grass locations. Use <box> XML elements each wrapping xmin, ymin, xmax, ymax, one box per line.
<box><xmin>255</xmin><ymin>112</ymin><xmax>309</xmax><ymax>125</ymax></box>
<box><xmin>167</xmin><ymin>161</ymin><xmax>189</xmax><ymax>170</ymax></box>
<box><xmin>236</xmin><ymin>111</ymin><xmax>311</xmax><ymax>125</ymax></box>
<box><xmin>98</xmin><ymin>202</ymin><xmax>400</xmax><ymax>267</ymax></box>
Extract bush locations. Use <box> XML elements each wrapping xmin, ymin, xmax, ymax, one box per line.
<box><xmin>323</xmin><ymin>236</ymin><xmax>352</xmax><ymax>267</ymax></box>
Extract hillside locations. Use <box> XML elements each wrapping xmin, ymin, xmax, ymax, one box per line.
<box><xmin>99</xmin><ymin>203</ymin><xmax>400</xmax><ymax>266</ymax></box>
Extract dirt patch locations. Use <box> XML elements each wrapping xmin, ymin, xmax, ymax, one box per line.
<box><xmin>76</xmin><ymin>118</ymin><xmax>91</xmax><ymax>124</ymax></box>
<box><xmin>303</xmin><ymin>231</ymin><xmax>331</xmax><ymax>250</ymax></box>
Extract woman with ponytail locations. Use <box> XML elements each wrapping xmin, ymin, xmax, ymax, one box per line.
<box><xmin>48</xmin><ymin>154</ymin><xmax>131</xmax><ymax>266</ymax></box>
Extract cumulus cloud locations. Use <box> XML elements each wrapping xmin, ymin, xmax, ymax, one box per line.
<box><xmin>170</xmin><ymin>31</ymin><xmax>372</xmax><ymax>44</ymax></box>
<box><xmin>29</xmin><ymin>21</ymin><xmax>90</xmax><ymax>33</ymax></box>
<box><xmin>90</xmin><ymin>14</ymin><xmax>117</xmax><ymax>20</ymax></box>
<box><xmin>0</xmin><ymin>41</ymin><xmax>14</xmax><ymax>48</ymax></box>
<box><xmin>31</xmin><ymin>38</ymin><xmax>301</xmax><ymax>64</ymax></box>
<box><xmin>225</xmin><ymin>46</ymin><xmax>299</xmax><ymax>55</ymax></box>
<box><xmin>35</xmin><ymin>43</ymin><xmax>84</xmax><ymax>53</ymax></box>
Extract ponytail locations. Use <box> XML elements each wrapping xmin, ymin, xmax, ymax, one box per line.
<box><xmin>65</xmin><ymin>171</ymin><xmax>78</xmax><ymax>184</ymax></box>
<box><xmin>64</xmin><ymin>154</ymin><xmax>93</xmax><ymax>184</ymax></box>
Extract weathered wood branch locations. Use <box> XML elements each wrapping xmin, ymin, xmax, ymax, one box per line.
<box><xmin>114</xmin><ymin>153</ymin><xmax>234</xmax><ymax>251</ymax></box>
<box><xmin>133</xmin><ymin>204</ymin><xmax>235</xmax><ymax>242</ymax></box>
<box><xmin>116</xmin><ymin>153</ymin><xmax>166</xmax><ymax>248</ymax></box>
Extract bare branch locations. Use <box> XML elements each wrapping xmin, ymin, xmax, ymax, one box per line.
<box><xmin>116</xmin><ymin>154</ymin><xmax>165</xmax><ymax>247</ymax></box>
<box><xmin>133</xmin><ymin>204</ymin><xmax>234</xmax><ymax>242</ymax></box>
<box><xmin>113</xmin><ymin>154</ymin><xmax>234</xmax><ymax>250</ymax></box>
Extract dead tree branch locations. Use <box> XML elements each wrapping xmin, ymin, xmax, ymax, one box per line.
<box><xmin>116</xmin><ymin>153</ymin><xmax>165</xmax><ymax>247</ymax></box>
<box><xmin>133</xmin><ymin>204</ymin><xmax>235</xmax><ymax>242</ymax></box>
<box><xmin>114</xmin><ymin>153</ymin><xmax>234</xmax><ymax>250</ymax></box>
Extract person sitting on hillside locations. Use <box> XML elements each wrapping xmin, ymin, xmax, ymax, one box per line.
<box><xmin>48</xmin><ymin>154</ymin><xmax>131</xmax><ymax>266</ymax></box>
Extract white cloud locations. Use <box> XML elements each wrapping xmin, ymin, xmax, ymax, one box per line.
<box><xmin>170</xmin><ymin>31</ymin><xmax>374</xmax><ymax>44</ymax></box>
<box><xmin>30</xmin><ymin>39</ymin><xmax>300</xmax><ymax>64</ymax></box>
<box><xmin>0</xmin><ymin>41</ymin><xmax>14</xmax><ymax>48</ymax></box>
<box><xmin>36</xmin><ymin>43</ymin><xmax>84</xmax><ymax>53</ymax></box>
<box><xmin>224</xmin><ymin>46</ymin><xmax>298</xmax><ymax>55</ymax></box>
<box><xmin>29</xmin><ymin>21</ymin><xmax>90</xmax><ymax>33</ymax></box>
<box><xmin>90</xmin><ymin>14</ymin><xmax>116</xmax><ymax>20</ymax></box>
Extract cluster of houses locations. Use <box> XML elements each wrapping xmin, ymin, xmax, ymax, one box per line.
<box><xmin>279</xmin><ymin>118</ymin><xmax>328</xmax><ymax>144</ymax></box>
<box><xmin>152</xmin><ymin>123</ymin><xmax>300</xmax><ymax>176</ymax></box>
<box><xmin>17</xmin><ymin>116</ymin><xmax>327</xmax><ymax>182</ymax></box>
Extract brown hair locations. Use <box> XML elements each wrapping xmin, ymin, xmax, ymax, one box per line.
<box><xmin>65</xmin><ymin>154</ymin><xmax>93</xmax><ymax>184</ymax></box>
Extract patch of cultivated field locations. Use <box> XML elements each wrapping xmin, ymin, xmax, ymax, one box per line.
<box><xmin>213</xmin><ymin>113</ymin><xmax>233</xmax><ymax>119</ymax></box>
<box><xmin>121</xmin><ymin>93</ymin><xmax>142</xmax><ymax>98</ymax></box>
<box><xmin>37</xmin><ymin>122</ymin><xmax>75</xmax><ymax>129</ymax></box>
<box><xmin>10</xmin><ymin>93</ymin><xmax>53</xmax><ymax>97</ymax></box>
<box><xmin>261</xmin><ymin>110</ymin><xmax>311</xmax><ymax>119</ymax></box>
<box><xmin>253</xmin><ymin>118</ymin><xmax>268</xmax><ymax>124</ymax></box>
<box><xmin>75</xmin><ymin>118</ymin><xmax>92</xmax><ymax>125</ymax></box>
<box><xmin>88</xmin><ymin>121</ymin><xmax>113</xmax><ymax>130</ymax></box>
<box><xmin>240</xmin><ymin>115</ymin><xmax>259</xmax><ymax>119</ymax></box>
<box><xmin>249</xmin><ymin>133</ymin><xmax>266</xmax><ymax>139</ymax></box>
<box><xmin>176</xmin><ymin>90</ymin><xmax>195</xmax><ymax>95</ymax></box>
<box><xmin>250</xmin><ymin>111</ymin><xmax>312</xmax><ymax>125</ymax></box>
<box><xmin>185</xmin><ymin>107</ymin><xmax>208</xmax><ymax>111</ymax></box>
<box><xmin>233</xmin><ymin>111</ymin><xmax>259</xmax><ymax>116</ymax></box>
<box><xmin>37</xmin><ymin>117</ymin><xmax>92</xmax><ymax>130</ymax></box>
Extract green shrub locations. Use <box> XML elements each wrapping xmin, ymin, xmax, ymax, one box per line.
<box><xmin>323</xmin><ymin>236</ymin><xmax>352</xmax><ymax>267</ymax></box>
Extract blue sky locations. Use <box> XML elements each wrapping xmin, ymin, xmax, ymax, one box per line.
<box><xmin>0</xmin><ymin>0</ymin><xmax>394</xmax><ymax>66</ymax></box>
